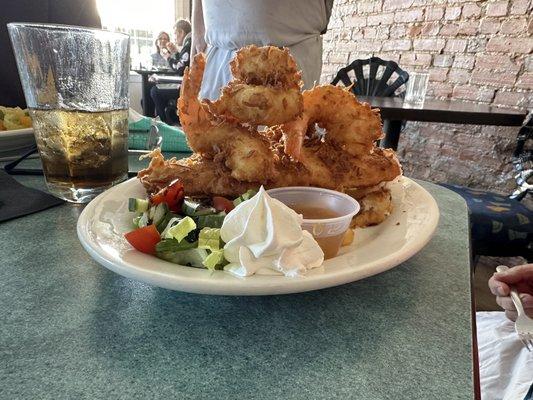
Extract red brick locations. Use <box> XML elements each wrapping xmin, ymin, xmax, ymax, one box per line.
<box><xmin>493</xmin><ymin>90</ymin><xmax>529</xmax><ymax>107</ymax></box>
<box><xmin>462</xmin><ymin>3</ymin><xmax>482</xmax><ymax>18</ymax></box>
<box><xmin>452</xmin><ymin>85</ymin><xmax>495</xmax><ymax>102</ymax></box>
<box><xmin>346</xmin><ymin>15</ymin><xmax>367</xmax><ymax>27</ymax></box>
<box><xmin>471</xmin><ymin>70</ymin><xmax>517</xmax><ymax>87</ymax></box>
<box><xmin>382</xmin><ymin>39</ymin><xmax>412</xmax><ymax>51</ymax></box>
<box><xmin>356</xmin><ymin>38</ymin><xmax>381</xmax><ymax>52</ymax></box>
<box><xmin>440</xmin><ymin>23</ymin><xmax>460</xmax><ymax>36</ymax></box>
<box><xmin>390</xmin><ymin>25</ymin><xmax>408</xmax><ymax>38</ymax></box>
<box><xmin>394</xmin><ymin>9</ymin><xmax>424</xmax><ymax>23</ymax></box>
<box><xmin>444</xmin><ymin>38</ymin><xmax>468</xmax><ymax>52</ymax></box>
<box><xmin>479</xmin><ymin>18</ymin><xmax>501</xmax><ymax>34</ymax></box>
<box><xmin>363</xmin><ymin>27</ymin><xmax>377</xmax><ymax>38</ymax></box>
<box><xmin>449</xmin><ymin>69</ymin><xmax>471</xmax><ymax>83</ymax></box>
<box><xmin>445</xmin><ymin>6</ymin><xmax>462</xmax><ymax>20</ymax></box>
<box><xmin>475</xmin><ymin>54</ymin><xmax>521</xmax><ymax>73</ymax></box>
<box><xmin>357</xmin><ymin>1</ymin><xmax>382</xmax><ymax>13</ymax></box>
<box><xmin>453</xmin><ymin>54</ymin><xmax>475</xmax><ymax>69</ymax></box>
<box><xmin>383</xmin><ymin>0</ymin><xmax>413</xmax><ymax>11</ymax></box>
<box><xmin>409</xmin><ymin>25</ymin><xmax>423</xmax><ymax>37</ymax></box>
<box><xmin>429</xmin><ymin>67</ymin><xmax>449</xmax><ymax>82</ymax></box>
<box><xmin>433</xmin><ymin>54</ymin><xmax>454</xmax><ymax>67</ymax></box>
<box><xmin>328</xmin><ymin>51</ymin><xmax>350</xmax><ymax>64</ymax></box>
<box><xmin>457</xmin><ymin>20</ymin><xmax>479</xmax><ymax>35</ymax></box>
<box><xmin>500</xmin><ymin>17</ymin><xmax>528</xmax><ymax>34</ymax></box>
<box><xmin>425</xmin><ymin>6</ymin><xmax>445</xmax><ymax>21</ymax></box>
<box><xmin>486</xmin><ymin>1</ymin><xmax>509</xmax><ymax>17</ymax></box>
<box><xmin>466</xmin><ymin>38</ymin><xmax>487</xmax><ymax>53</ymax></box>
<box><xmin>421</xmin><ymin>22</ymin><xmax>440</xmax><ymax>36</ymax></box>
<box><xmin>428</xmin><ymin>82</ymin><xmax>454</xmax><ymax>99</ymax></box>
<box><xmin>367</xmin><ymin>13</ymin><xmax>394</xmax><ymax>26</ymax></box>
<box><xmin>516</xmin><ymin>73</ymin><xmax>533</xmax><ymax>90</ymax></box>
<box><xmin>413</xmin><ymin>38</ymin><xmax>446</xmax><ymax>51</ymax></box>
<box><xmin>510</xmin><ymin>0</ymin><xmax>531</xmax><ymax>14</ymax></box>
<box><xmin>486</xmin><ymin>37</ymin><xmax>533</xmax><ymax>53</ymax></box>
<box><xmin>400</xmin><ymin>52</ymin><xmax>433</xmax><ymax>66</ymax></box>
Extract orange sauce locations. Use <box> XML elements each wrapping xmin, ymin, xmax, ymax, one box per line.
<box><xmin>289</xmin><ymin>204</ymin><xmax>346</xmax><ymax>259</ymax></box>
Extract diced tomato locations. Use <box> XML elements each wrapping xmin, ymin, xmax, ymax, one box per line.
<box><xmin>213</xmin><ymin>196</ymin><xmax>234</xmax><ymax>213</ymax></box>
<box><xmin>124</xmin><ymin>225</ymin><xmax>161</xmax><ymax>255</ymax></box>
<box><xmin>150</xmin><ymin>179</ymin><xmax>184</xmax><ymax>212</ymax></box>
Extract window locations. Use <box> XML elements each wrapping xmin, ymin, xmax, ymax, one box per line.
<box><xmin>96</xmin><ymin>0</ymin><xmax>177</xmax><ymax>68</ymax></box>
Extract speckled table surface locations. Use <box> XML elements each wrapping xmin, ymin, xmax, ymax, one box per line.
<box><xmin>0</xmin><ymin>155</ymin><xmax>476</xmax><ymax>400</ymax></box>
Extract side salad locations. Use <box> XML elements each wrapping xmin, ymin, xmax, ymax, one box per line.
<box><xmin>124</xmin><ymin>179</ymin><xmax>256</xmax><ymax>271</ymax></box>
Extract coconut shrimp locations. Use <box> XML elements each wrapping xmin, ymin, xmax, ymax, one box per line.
<box><xmin>178</xmin><ymin>54</ymin><xmax>276</xmax><ymax>183</ymax></box>
<box><xmin>206</xmin><ymin>46</ymin><xmax>304</xmax><ymax>126</ymax></box>
<box><xmin>280</xmin><ymin>85</ymin><xmax>383</xmax><ymax>161</ymax></box>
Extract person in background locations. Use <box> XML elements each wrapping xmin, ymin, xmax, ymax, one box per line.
<box><xmin>150</xmin><ymin>19</ymin><xmax>191</xmax><ymax>124</ymax></box>
<box><xmin>0</xmin><ymin>0</ymin><xmax>101</xmax><ymax>107</ymax></box>
<box><xmin>151</xmin><ymin>31</ymin><xmax>171</xmax><ymax>69</ymax></box>
<box><xmin>190</xmin><ymin>0</ymin><xmax>334</xmax><ymax>100</ymax></box>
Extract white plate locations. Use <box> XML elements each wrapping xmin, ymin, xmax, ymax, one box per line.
<box><xmin>77</xmin><ymin>177</ymin><xmax>439</xmax><ymax>295</ymax></box>
<box><xmin>0</xmin><ymin>127</ymin><xmax>35</xmax><ymax>157</ymax></box>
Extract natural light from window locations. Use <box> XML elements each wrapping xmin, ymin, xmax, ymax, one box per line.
<box><xmin>96</xmin><ymin>0</ymin><xmax>176</xmax><ymax>68</ymax></box>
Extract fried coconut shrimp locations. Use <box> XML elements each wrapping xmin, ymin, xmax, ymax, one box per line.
<box><xmin>178</xmin><ymin>53</ymin><xmax>276</xmax><ymax>183</ymax></box>
<box><xmin>206</xmin><ymin>46</ymin><xmax>303</xmax><ymax>126</ymax></box>
<box><xmin>138</xmin><ymin>46</ymin><xmax>403</xmax><ymax>228</ymax></box>
<box><xmin>280</xmin><ymin>85</ymin><xmax>383</xmax><ymax>161</ymax></box>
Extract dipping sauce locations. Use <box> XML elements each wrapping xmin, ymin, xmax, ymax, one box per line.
<box><xmin>289</xmin><ymin>204</ymin><xmax>347</xmax><ymax>260</ymax></box>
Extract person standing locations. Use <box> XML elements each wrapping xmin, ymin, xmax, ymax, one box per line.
<box><xmin>190</xmin><ymin>0</ymin><xmax>334</xmax><ymax>100</ymax></box>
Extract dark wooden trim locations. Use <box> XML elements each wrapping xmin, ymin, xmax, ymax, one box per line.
<box><xmin>358</xmin><ymin>96</ymin><xmax>527</xmax><ymax>126</ymax></box>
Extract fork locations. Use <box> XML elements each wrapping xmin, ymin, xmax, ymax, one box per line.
<box><xmin>496</xmin><ymin>265</ymin><xmax>533</xmax><ymax>351</ymax></box>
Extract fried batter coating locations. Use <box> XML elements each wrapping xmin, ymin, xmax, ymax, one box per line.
<box><xmin>139</xmin><ymin>46</ymin><xmax>403</xmax><ymax>228</ymax></box>
<box><xmin>350</xmin><ymin>188</ymin><xmax>393</xmax><ymax>228</ymax></box>
<box><xmin>230</xmin><ymin>45</ymin><xmax>302</xmax><ymax>89</ymax></box>
<box><xmin>178</xmin><ymin>54</ymin><xmax>276</xmax><ymax>183</ymax></box>
<box><xmin>206</xmin><ymin>83</ymin><xmax>303</xmax><ymax>126</ymax></box>
<box><xmin>281</xmin><ymin>85</ymin><xmax>383</xmax><ymax>161</ymax></box>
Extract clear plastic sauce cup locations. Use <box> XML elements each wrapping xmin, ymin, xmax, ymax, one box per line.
<box><xmin>267</xmin><ymin>187</ymin><xmax>360</xmax><ymax>259</ymax></box>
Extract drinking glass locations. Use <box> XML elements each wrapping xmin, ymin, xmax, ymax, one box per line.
<box><xmin>404</xmin><ymin>72</ymin><xmax>429</xmax><ymax>105</ymax></box>
<box><xmin>8</xmin><ymin>23</ymin><xmax>130</xmax><ymax>203</ymax></box>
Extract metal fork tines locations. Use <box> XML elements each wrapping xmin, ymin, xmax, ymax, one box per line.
<box><xmin>496</xmin><ymin>265</ymin><xmax>533</xmax><ymax>351</ymax></box>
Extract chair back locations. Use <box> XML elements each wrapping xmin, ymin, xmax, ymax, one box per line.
<box><xmin>510</xmin><ymin>111</ymin><xmax>533</xmax><ymax>201</ymax></box>
<box><xmin>331</xmin><ymin>57</ymin><xmax>409</xmax><ymax>97</ymax></box>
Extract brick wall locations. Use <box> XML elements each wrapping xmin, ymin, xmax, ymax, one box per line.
<box><xmin>321</xmin><ymin>0</ymin><xmax>533</xmax><ymax>194</ymax></box>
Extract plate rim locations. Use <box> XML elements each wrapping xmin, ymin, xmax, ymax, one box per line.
<box><xmin>77</xmin><ymin>177</ymin><xmax>440</xmax><ymax>296</ymax></box>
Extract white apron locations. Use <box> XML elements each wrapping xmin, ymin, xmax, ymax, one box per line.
<box><xmin>200</xmin><ymin>0</ymin><xmax>333</xmax><ymax>100</ymax></box>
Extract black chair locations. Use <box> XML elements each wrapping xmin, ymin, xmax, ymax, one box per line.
<box><xmin>331</xmin><ymin>57</ymin><xmax>409</xmax><ymax>149</ymax></box>
<box><xmin>441</xmin><ymin>112</ymin><xmax>533</xmax><ymax>262</ymax></box>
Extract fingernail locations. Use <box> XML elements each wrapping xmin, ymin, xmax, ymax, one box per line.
<box><xmin>496</xmin><ymin>285</ymin><xmax>506</xmax><ymax>296</ymax></box>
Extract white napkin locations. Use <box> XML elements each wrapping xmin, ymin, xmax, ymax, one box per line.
<box><xmin>477</xmin><ymin>311</ymin><xmax>533</xmax><ymax>400</ymax></box>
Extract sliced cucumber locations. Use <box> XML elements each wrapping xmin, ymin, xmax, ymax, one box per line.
<box><xmin>182</xmin><ymin>197</ymin><xmax>217</xmax><ymax>216</ymax></box>
<box><xmin>233</xmin><ymin>189</ymin><xmax>258</xmax><ymax>206</ymax></box>
<box><xmin>197</xmin><ymin>212</ymin><xmax>226</xmax><ymax>229</ymax></box>
<box><xmin>128</xmin><ymin>198</ymin><xmax>149</xmax><ymax>213</ymax></box>
<box><xmin>151</xmin><ymin>203</ymin><xmax>169</xmax><ymax>227</ymax></box>
<box><xmin>156</xmin><ymin>248</ymin><xmax>209</xmax><ymax>268</ymax></box>
<box><xmin>156</xmin><ymin>212</ymin><xmax>179</xmax><ymax>233</ymax></box>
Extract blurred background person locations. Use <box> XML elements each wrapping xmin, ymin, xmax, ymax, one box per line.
<box><xmin>0</xmin><ymin>0</ymin><xmax>101</xmax><ymax>107</ymax></box>
<box><xmin>151</xmin><ymin>31</ymin><xmax>171</xmax><ymax>69</ymax></box>
<box><xmin>190</xmin><ymin>0</ymin><xmax>333</xmax><ymax>100</ymax></box>
<box><xmin>150</xmin><ymin>19</ymin><xmax>191</xmax><ymax>124</ymax></box>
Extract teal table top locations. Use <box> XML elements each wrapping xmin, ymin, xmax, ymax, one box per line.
<box><xmin>0</xmin><ymin>154</ymin><xmax>477</xmax><ymax>399</ymax></box>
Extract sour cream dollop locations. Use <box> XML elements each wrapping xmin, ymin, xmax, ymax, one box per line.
<box><xmin>220</xmin><ymin>187</ymin><xmax>324</xmax><ymax>277</ymax></box>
